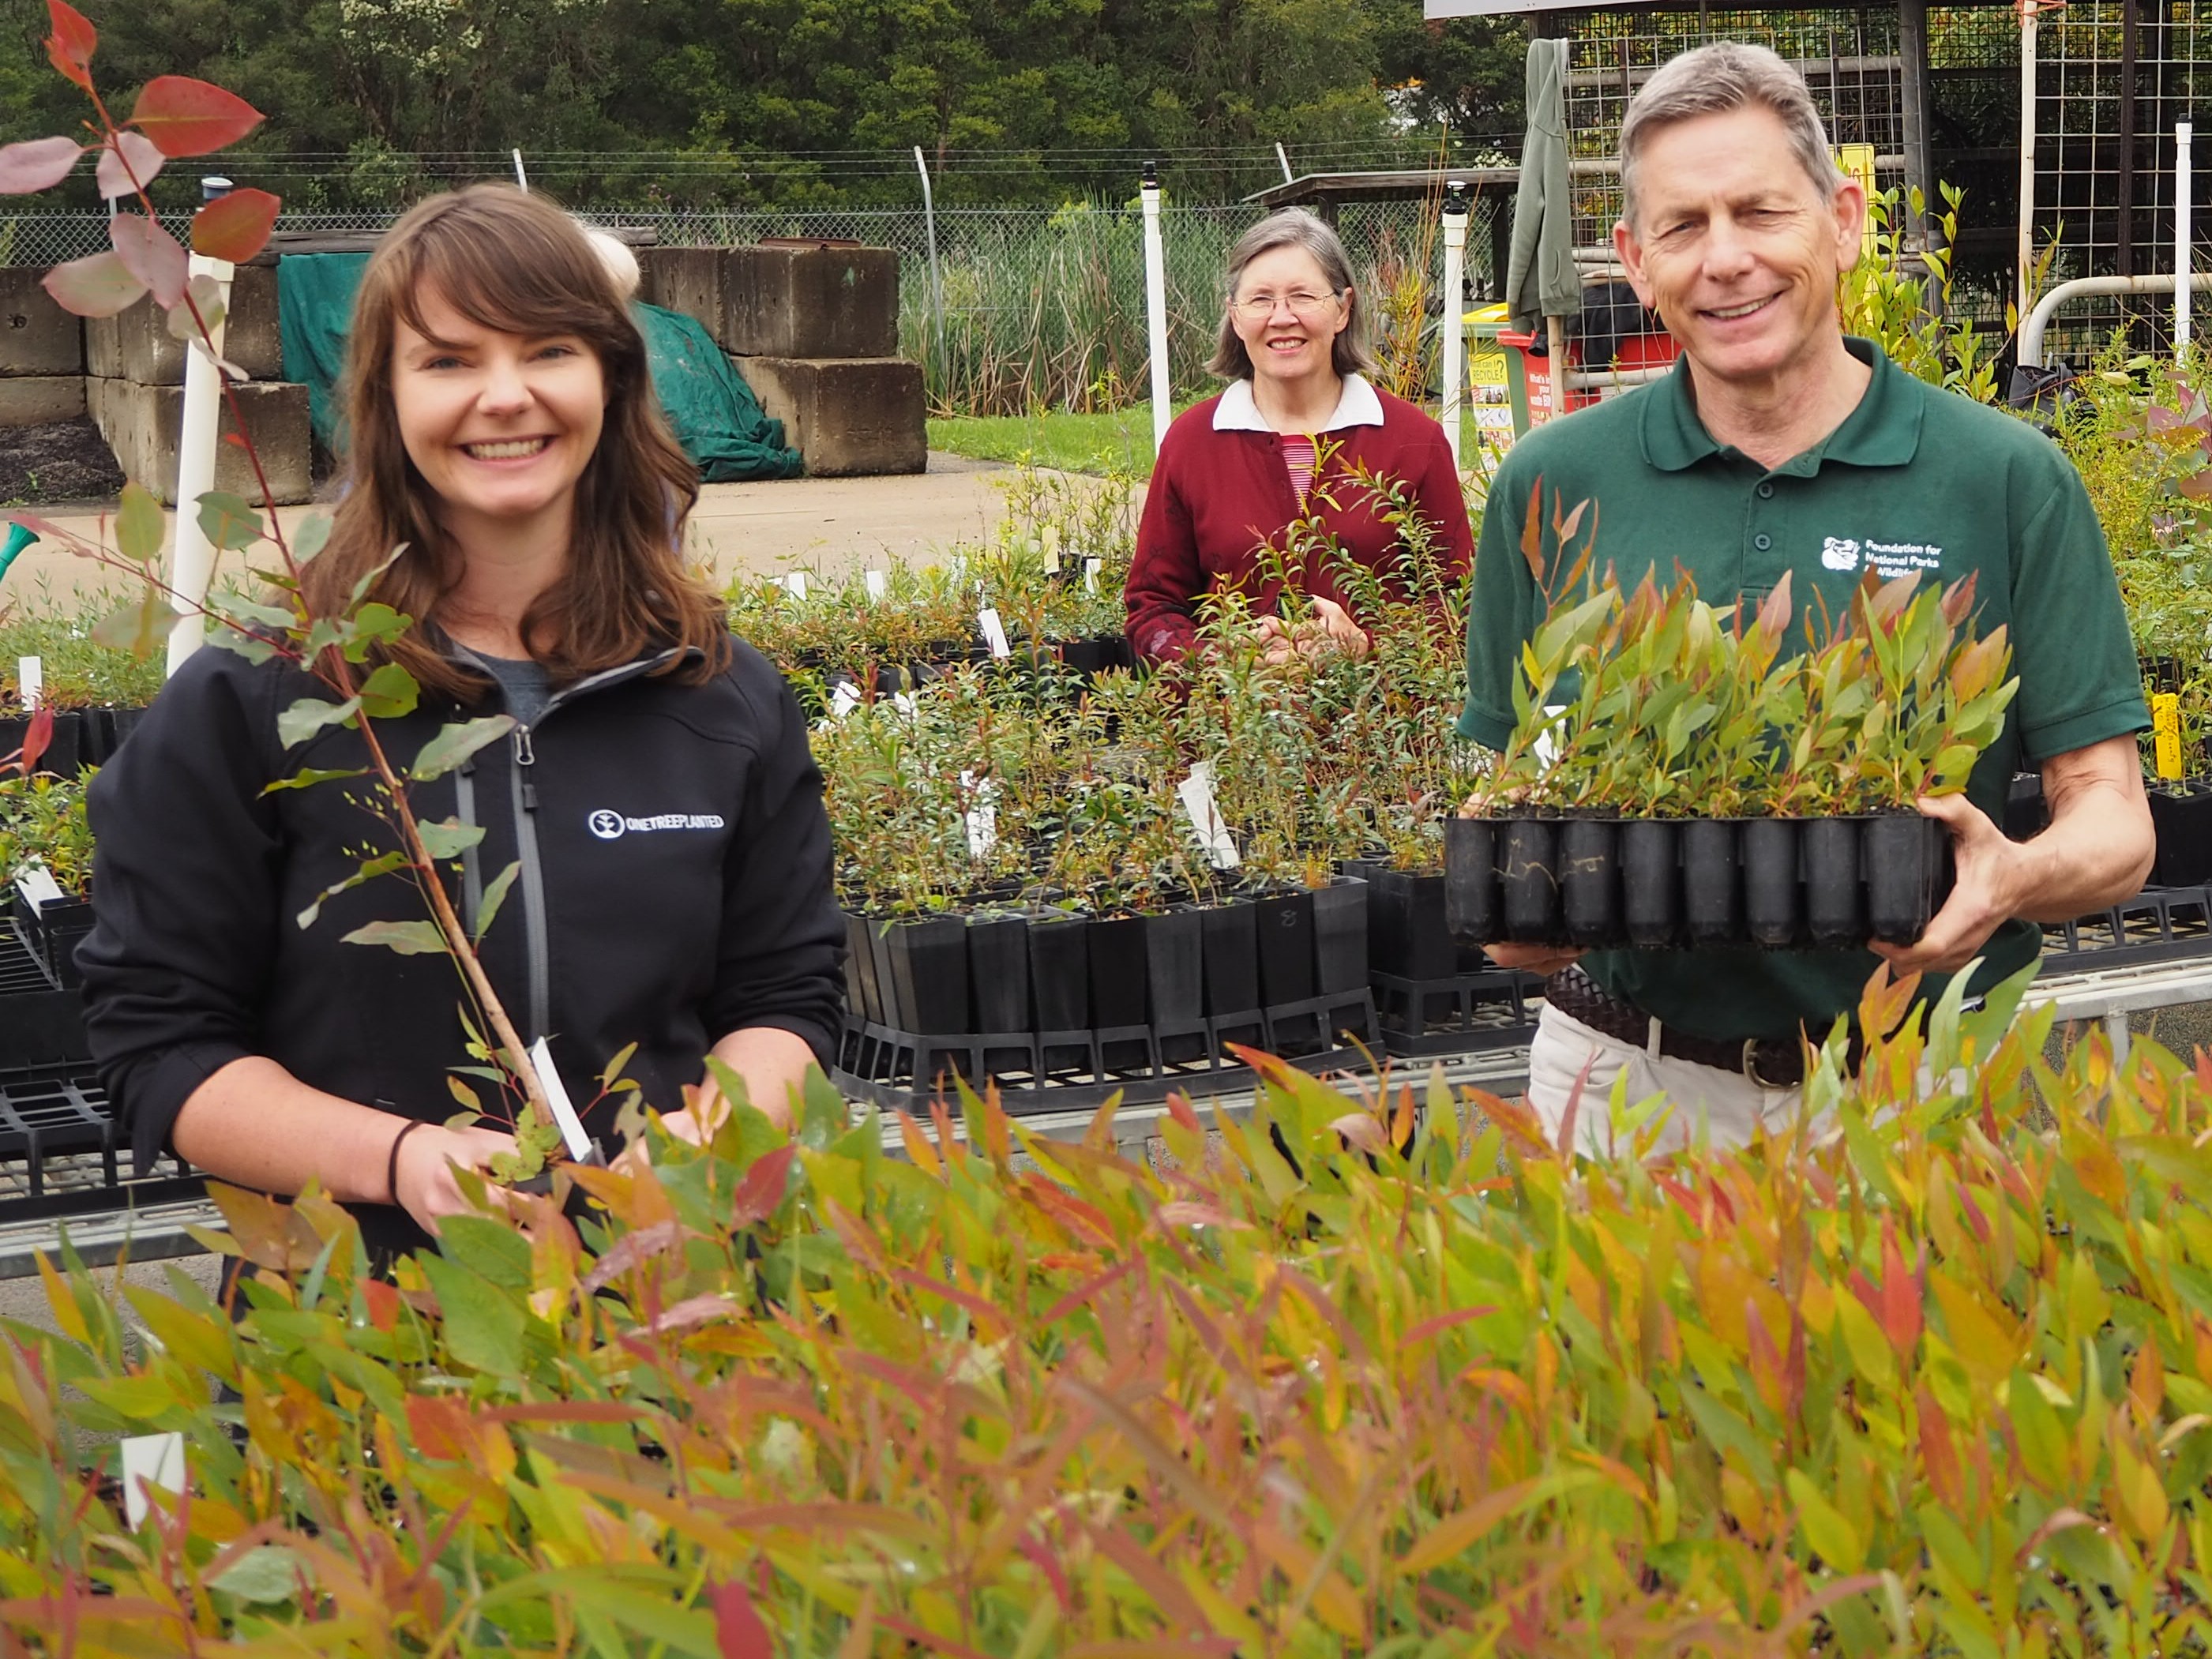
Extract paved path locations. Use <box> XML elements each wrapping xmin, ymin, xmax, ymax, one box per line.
<box><xmin>6</xmin><ymin>452</ymin><xmax>1058</xmax><ymax>605</ymax></box>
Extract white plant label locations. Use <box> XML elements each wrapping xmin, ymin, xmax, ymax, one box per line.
<box><xmin>120</xmin><ymin>1432</ymin><xmax>186</xmax><ymax>1530</ymax></box>
<box><xmin>1083</xmin><ymin>557</ymin><xmax>1102</xmax><ymax>595</ymax></box>
<box><xmin>960</xmin><ymin>768</ymin><xmax>999</xmax><ymax>858</ymax></box>
<box><xmin>779</xmin><ymin>572</ymin><xmax>807</xmax><ymax>602</ymax></box>
<box><xmin>17</xmin><ymin>656</ymin><xmax>39</xmax><ymax>711</ymax></box>
<box><xmin>17</xmin><ymin>863</ymin><xmax>62</xmax><ymax>907</ymax></box>
<box><xmin>1041</xmin><ymin>526</ymin><xmax>1062</xmax><ymax>576</ymax></box>
<box><xmin>864</xmin><ymin>569</ymin><xmax>888</xmax><ymax>601</ymax></box>
<box><xmin>892</xmin><ymin>692</ymin><xmax>919</xmax><ymax>719</ymax></box>
<box><xmin>978</xmin><ymin>606</ymin><xmax>1012</xmax><ymax>660</ymax></box>
<box><xmin>527</xmin><ymin>1036</ymin><xmax>593</xmax><ymax>1161</ymax></box>
<box><xmin>1177</xmin><ymin>762</ymin><xmax>1241</xmax><ymax>870</ymax></box>
<box><xmin>828</xmin><ymin>680</ymin><xmax>863</xmax><ymax>720</ymax></box>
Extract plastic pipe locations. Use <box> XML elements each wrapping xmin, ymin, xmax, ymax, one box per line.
<box><xmin>2180</xmin><ymin>121</ymin><xmax>2194</xmax><ymax>352</ymax></box>
<box><xmin>1142</xmin><ymin>162</ymin><xmax>1172</xmax><ymax>451</ymax></box>
<box><xmin>2017</xmin><ymin>271</ymin><xmax>2212</xmax><ymax>367</ymax></box>
<box><xmin>1439</xmin><ymin>182</ymin><xmax>1469</xmax><ymax>468</ymax></box>
<box><xmin>167</xmin><ymin>175</ymin><xmax>236</xmax><ymax>677</ymax></box>
<box><xmin>2018</xmin><ymin>3</ymin><xmax>2038</xmax><ymax>324</ymax></box>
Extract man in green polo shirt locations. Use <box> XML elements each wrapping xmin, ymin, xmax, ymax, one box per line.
<box><xmin>1460</xmin><ymin>40</ymin><xmax>2154</xmax><ymax>1147</ymax></box>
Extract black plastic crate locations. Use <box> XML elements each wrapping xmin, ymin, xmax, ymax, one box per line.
<box><xmin>2042</xmin><ymin>884</ymin><xmax>2212</xmax><ymax>970</ymax></box>
<box><xmin>0</xmin><ymin>1063</ymin><xmax>197</xmax><ymax>1225</ymax></box>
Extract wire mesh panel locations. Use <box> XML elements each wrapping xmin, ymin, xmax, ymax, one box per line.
<box><xmin>2030</xmin><ymin>0</ymin><xmax>2212</xmax><ymax>362</ymax></box>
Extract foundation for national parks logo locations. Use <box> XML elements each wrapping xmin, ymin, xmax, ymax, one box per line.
<box><xmin>1819</xmin><ymin>535</ymin><xmax>1943</xmax><ymax>576</ymax></box>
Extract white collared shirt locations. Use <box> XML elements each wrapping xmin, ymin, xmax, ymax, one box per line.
<box><xmin>1211</xmin><ymin>373</ymin><xmax>1386</xmax><ymax>434</ymax></box>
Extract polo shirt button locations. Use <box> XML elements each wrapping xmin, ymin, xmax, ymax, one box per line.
<box><xmin>1753</xmin><ymin>532</ymin><xmax>1772</xmax><ymax>551</ymax></box>
<box><xmin>1756</xmin><ymin>482</ymin><xmax>1774</xmax><ymax>498</ymax></box>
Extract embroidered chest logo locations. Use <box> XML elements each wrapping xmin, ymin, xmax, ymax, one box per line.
<box><xmin>587</xmin><ymin>809</ymin><xmax>727</xmax><ymax>841</ymax></box>
<box><xmin>1818</xmin><ymin>536</ymin><xmax>1943</xmax><ymax>576</ymax></box>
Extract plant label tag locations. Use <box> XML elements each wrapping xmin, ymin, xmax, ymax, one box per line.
<box><xmin>864</xmin><ymin>569</ymin><xmax>887</xmax><ymax>601</ymax></box>
<box><xmin>892</xmin><ymin>692</ymin><xmax>919</xmax><ymax>719</ymax></box>
<box><xmin>960</xmin><ymin>768</ymin><xmax>998</xmax><ymax>858</ymax></box>
<box><xmin>119</xmin><ymin>1432</ymin><xmax>185</xmax><ymax>1530</ymax></box>
<box><xmin>16</xmin><ymin>656</ymin><xmax>39</xmax><ymax>711</ymax></box>
<box><xmin>978</xmin><ymin>606</ymin><xmax>1012</xmax><ymax>660</ymax></box>
<box><xmin>828</xmin><ymin>680</ymin><xmax>863</xmax><ymax>721</ymax></box>
<box><xmin>1177</xmin><ymin>762</ymin><xmax>1240</xmax><ymax>869</ymax></box>
<box><xmin>779</xmin><ymin>572</ymin><xmax>807</xmax><ymax>602</ymax></box>
<box><xmin>17</xmin><ymin>862</ymin><xmax>62</xmax><ymax>908</ymax></box>
<box><xmin>526</xmin><ymin>1036</ymin><xmax>593</xmax><ymax>1162</ymax></box>
<box><xmin>1083</xmin><ymin>558</ymin><xmax>1102</xmax><ymax>594</ymax></box>
<box><xmin>1042</xmin><ymin>526</ymin><xmax>1061</xmax><ymax>576</ymax></box>
<box><xmin>2154</xmin><ymin>692</ymin><xmax>2184</xmax><ymax>780</ymax></box>
<box><xmin>1533</xmin><ymin>705</ymin><xmax>1564</xmax><ymax>771</ymax></box>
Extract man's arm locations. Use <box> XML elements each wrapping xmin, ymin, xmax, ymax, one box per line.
<box><xmin>1872</xmin><ymin>734</ymin><xmax>2154</xmax><ymax>975</ymax></box>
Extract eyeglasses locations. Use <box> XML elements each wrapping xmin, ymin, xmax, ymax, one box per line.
<box><xmin>1230</xmin><ymin>288</ymin><xmax>1345</xmax><ymax>321</ymax></box>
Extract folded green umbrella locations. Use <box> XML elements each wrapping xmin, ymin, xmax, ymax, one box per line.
<box><xmin>1505</xmin><ymin>36</ymin><xmax>1582</xmax><ymax>340</ymax></box>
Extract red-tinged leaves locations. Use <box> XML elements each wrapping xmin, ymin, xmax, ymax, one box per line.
<box><xmin>1917</xmin><ymin>1383</ymin><xmax>1962</xmax><ymax>1509</ymax></box>
<box><xmin>192</xmin><ymin>186</ymin><xmax>280</xmax><ymax>261</ymax></box>
<box><xmin>43</xmin><ymin>249</ymin><xmax>147</xmax><ymax>317</ymax></box>
<box><xmin>14</xmin><ymin>706</ymin><xmax>52</xmax><ymax>777</ymax></box>
<box><xmin>43</xmin><ymin>0</ymin><xmax>96</xmax><ymax>89</ymax></box>
<box><xmin>1940</xmin><ymin>568</ymin><xmax>1980</xmax><ymax>627</ymax></box>
<box><xmin>1519</xmin><ymin>479</ymin><xmax>1545</xmax><ymax>580</ymax></box>
<box><xmin>1166</xmin><ymin>1089</ymin><xmax>1202</xmax><ymax>1133</ymax></box>
<box><xmin>0</xmin><ymin>136</ymin><xmax>81</xmax><ymax>195</ymax></box>
<box><xmin>710</xmin><ymin>1580</ymin><xmax>773</xmax><ymax>1659</ymax></box>
<box><xmin>2015</xmin><ymin>1507</ymin><xmax>2101</xmax><ymax>1564</ymax></box>
<box><xmin>1754</xmin><ymin>567</ymin><xmax>1793</xmax><ymax>640</ymax></box>
<box><xmin>1880</xmin><ymin>1219</ymin><xmax>1922</xmax><ymax>1361</ymax></box>
<box><xmin>575</xmin><ymin>1218</ymin><xmax>685</xmax><ymax>1296</ymax></box>
<box><xmin>109</xmin><ymin>212</ymin><xmax>187</xmax><ymax>309</ymax></box>
<box><xmin>644</xmin><ymin>1293</ymin><xmax>738</xmax><ymax>1336</ymax></box>
<box><xmin>1328</xmin><ymin>1111</ymin><xmax>1388</xmax><ymax>1155</ymax></box>
<box><xmin>1155</xmin><ymin>1200</ymin><xmax>1246</xmax><ymax>1230</ymax></box>
<box><xmin>129</xmin><ymin>75</ymin><xmax>265</xmax><ymax>157</ymax></box>
<box><xmin>94</xmin><ymin>130</ymin><xmax>163</xmax><ymax>201</ymax></box>
<box><xmin>1016</xmin><ymin>1533</ymin><xmax>1074</xmax><ymax>1613</ymax></box>
<box><xmin>730</xmin><ymin>1143</ymin><xmax>795</xmax><ymax>1228</ymax></box>
<box><xmin>360</xmin><ymin>1277</ymin><xmax>400</xmax><ymax>1334</ymax></box>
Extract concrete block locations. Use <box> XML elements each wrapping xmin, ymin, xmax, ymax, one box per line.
<box><xmin>0</xmin><ymin>376</ymin><xmax>86</xmax><ymax>427</ymax></box>
<box><xmin>725</xmin><ymin>245</ymin><xmax>898</xmax><ymax>358</ymax></box>
<box><xmin>742</xmin><ymin>355</ymin><xmax>926</xmax><ymax>478</ymax></box>
<box><xmin>84</xmin><ymin>265</ymin><xmax>282</xmax><ymax>385</ymax></box>
<box><xmin>88</xmin><ymin>376</ymin><xmax>311</xmax><ymax>505</ymax></box>
<box><xmin>0</xmin><ymin>269</ymin><xmax>83</xmax><ymax>377</ymax></box>
<box><xmin>638</xmin><ymin>248</ymin><xmax>723</xmax><ymax>340</ymax></box>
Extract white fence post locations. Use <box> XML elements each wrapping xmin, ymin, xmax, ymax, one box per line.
<box><xmin>1143</xmin><ymin>162</ymin><xmax>1172</xmax><ymax>452</ymax></box>
<box><xmin>1439</xmin><ymin>182</ymin><xmax>1469</xmax><ymax>470</ymax></box>
<box><xmin>167</xmin><ymin>175</ymin><xmax>237</xmax><ymax>677</ymax></box>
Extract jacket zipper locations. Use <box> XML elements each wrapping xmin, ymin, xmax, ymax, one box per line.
<box><xmin>509</xmin><ymin>722</ymin><xmax>550</xmax><ymax>1042</ymax></box>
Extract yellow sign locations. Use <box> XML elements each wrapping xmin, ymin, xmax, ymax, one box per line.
<box><xmin>2154</xmin><ymin>692</ymin><xmax>2184</xmax><ymax>780</ymax></box>
<box><xmin>1834</xmin><ymin>143</ymin><xmax>1878</xmax><ymax>254</ymax></box>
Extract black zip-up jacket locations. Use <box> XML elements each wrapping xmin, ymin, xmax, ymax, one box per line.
<box><xmin>79</xmin><ymin>633</ymin><xmax>845</xmax><ymax>1259</ymax></box>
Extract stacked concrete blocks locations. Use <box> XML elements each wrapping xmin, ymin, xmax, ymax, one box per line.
<box><xmin>640</xmin><ymin>242</ymin><xmax>925</xmax><ymax>478</ymax></box>
<box><xmin>82</xmin><ymin>265</ymin><xmax>311</xmax><ymax>505</ymax></box>
<box><xmin>0</xmin><ymin>268</ymin><xmax>87</xmax><ymax>428</ymax></box>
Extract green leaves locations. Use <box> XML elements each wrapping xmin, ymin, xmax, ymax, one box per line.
<box><xmin>115</xmin><ymin>482</ymin><xmax>163</xmax><ymax>563</ymax></box>
<box><xmin>276</xmin><ymin>695</ymin><xmax>359</xmax><ymax>749</ymax></box>
<box><xmin>88</xmin><ymin>588</ymin><xmax>177</xmax><ymax>656</ymax></box>
<box><xmin>338</xmin><ymin>920</ymin><xmax>448</xmax><ymax>955</ymax></box>
<box><xmin>417</xmin><ymin>1252</ymin><xmax>525</xmax><ymax>1375</ymax></box>
<box><xmin>411</xmin><ymin>715</ymin><xmax>514</xmax><ymax>782</ymax></box>
<box><xmin>415</xmin><ymin>817</ymin><xmax>484</xmax><ymax>861</ymax></box>
<box><xmin>195</xmin><ymin>490</ymin><xmax>264</xmax><ymax>551</ymax></box>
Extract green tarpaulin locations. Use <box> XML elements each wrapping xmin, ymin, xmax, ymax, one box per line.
<box><xmin>276</xmin><ymin>253</ymin><xmax>805</xmax><ymax>482</ymax></box>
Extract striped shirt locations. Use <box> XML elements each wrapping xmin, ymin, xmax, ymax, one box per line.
<box><xmin>1282</xmin><ymin>434</ymin><xmax>1317</xmax><ymax>507</ymax></box>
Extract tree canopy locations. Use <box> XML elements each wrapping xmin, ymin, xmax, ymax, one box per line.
<box><xmin>0</xmin><ymin>0</ymin><xmax>1525</xmax><ymax>210</ymax></box>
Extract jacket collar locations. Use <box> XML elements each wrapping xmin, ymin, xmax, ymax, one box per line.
<box><xmin>1639</xmin><ymin>336</ymin><xmax>1922</xmax><ymax>475</ymax></box>
<box><xmin>1214</xmin><ymin>372</ymin><xmax>1385</xmax><ymax>434</ymax></box>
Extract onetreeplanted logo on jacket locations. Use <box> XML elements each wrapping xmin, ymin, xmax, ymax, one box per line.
<box><xmin>586</xmin><ymin>809</ymin><xmax>729</xmax><ymax>841</ymax></box>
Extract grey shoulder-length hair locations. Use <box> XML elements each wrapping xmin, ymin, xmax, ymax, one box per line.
<box><xmin>1618</xmin><ymin>41</ymin><xmax>1848</xmax><ymax>229</ymax></box>
<box><xmin>1207</xmin><ymin>208</ymin><xmax>1380</xmax><ymax>381</ymax></box>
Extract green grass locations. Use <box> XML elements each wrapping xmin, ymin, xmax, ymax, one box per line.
<box><xmin>928</xmin><ymin>407</ymin><xmax>1159</xmax><ymax>477</ymax></box>
<box><xmin>929</xmin><ymin>402</ymin><xmax>1508</xmax><ymax>483</ymax></box>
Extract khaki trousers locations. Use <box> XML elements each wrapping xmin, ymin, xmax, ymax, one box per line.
<box><xmin>1524</xmin><ymin>1003</ymin><xmax>1807</xmax><ymax>1157</ymax></box>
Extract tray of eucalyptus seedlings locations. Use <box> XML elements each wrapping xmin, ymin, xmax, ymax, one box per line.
<box><xmin>1448</xmin><ymin>567</ymin><xmax>2015</xmax><ymax>950</ymax></box>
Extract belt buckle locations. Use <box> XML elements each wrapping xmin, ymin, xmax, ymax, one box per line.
<box><xmin>1742</xmin><ymin>1038</ymin><xmax>1783</xmax><ymax>1090</ymax></box>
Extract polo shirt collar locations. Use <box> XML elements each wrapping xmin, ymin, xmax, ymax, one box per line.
<box><xmin>1214</xmin><ymin>372</ymin><xmax>1386</xmax><ymax>434</ymax></box>
<box><xmin>1638</xmin><ymin>337</ymin><xmax>1922</xmax><ymax>474</ymax></box>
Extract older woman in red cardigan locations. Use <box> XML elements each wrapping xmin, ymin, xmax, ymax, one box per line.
<box><xmin>1125</xmin><ymin>208</ymin><xmax>1475</xmax><ymax>665</ymax></box>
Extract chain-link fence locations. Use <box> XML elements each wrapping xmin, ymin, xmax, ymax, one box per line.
<box><xmin>1</xmin><ymin>196</ymin><xmax>1503</xmax><ymax>416</ymax></box>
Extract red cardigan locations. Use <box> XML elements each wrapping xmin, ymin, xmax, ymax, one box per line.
<box><xmin>1125</xmin><ymin>386</ymin><xmax>1475</xmax><ymax>662</ymax></box>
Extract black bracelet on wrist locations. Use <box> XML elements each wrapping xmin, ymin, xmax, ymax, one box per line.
<box><xmin>385</xmin><ymin>1119</ymin><xmax>429</xmax><ymax>1208</ymax></box>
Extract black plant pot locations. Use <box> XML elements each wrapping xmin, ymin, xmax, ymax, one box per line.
<box><xmin>1741</xmin><ymin>818</ymin><xmax>1803</xmax><ymax>948</ymax></box>
<box><xmin>844</xmin><ymin>912</ymin><xmax>886</xmax><ymax>1025</ymax></box>
<box><xmin>1801</xmin><ymin>816</ymin><xmax>1866</xmax><ymax>948</ymax></box>
<box><xmin>866</xmin><ymin>917</ymin><xmax>903</xmax><ymax>1029</ymax></box>
<box><xmin>1499</xmin><ymin>816</ymin><xmax>1563</xmax><ymax>944</ymax></box>
<box><xmin>2004</xmin><ymin>771</ymin><xmax>2050</xmax><ymax>843</ymax></box>
<box><xmin>1201</xmin><ymin>899</ymin><xmax>1261</xmax><ymax>1019</ymax></box>
<box><xmin>1027</xmin><ymin>911</ymin><xmax>1091</xmax><ymax>1032</ymax></box>
<box><xmin>885</xmin><ymin>915</ymin><xmax>971</xmax><ymax>1035</ymax></box>
<box><xmin>1619</xmin><ymin>819</ymin><xmax>1681</xmax><ymax>948</ymax></box>
<box><xmin>1369</xmin><ymin>865</ymin><xmax>1457</xmax><ymax>980</ymax></box>
<box><xmin>1681</xmin><ymin>818</ymin><xmax>1741</xmax><ymax>947</ymax></box>
<box><xmin>1558</xmin><ymin>816</ymin><xmax>1622</xmax><ymax>948</ymax></box>
<box><xmin>0</xmin><ymin>711</ymin><xmax>81</xmax><ymax>777</ymax></box>
<box><xmin>1443</xmin><ymin>817</ymin><xmax>1500</xmax><ymax>947</ymax></box>
<box><xmin>1087</xmin><ymin>914</ymin><xmax>1149</xmax><ymax>1029</ymax></box>
<box><xmin>1865</xmin><ymin>813</ymin><xmax>1951</xmax><ymax>944</ymax></box>
<box><xmin>967</xmin><ymin>913</ymin><xmax>1032</xmax><ymax>1034</ymax></box>
<box><xmin>1144</xmin><ymin>906</ymin><xmax>1207</xmax><ymax>1061</ymax></box>
<box><xmin>2150</xmin><ymin>783</ymin><xmax>2212</xmax><ymax>888</ymax></box>
<box><xmin>1255</xmin><ymin>888</ymin><xmax>1317</xmax><ymax>1006</ymax></box>
<box><xmin>1311</xmin><ymin>876</ymin><xmax>1368</xmax><ymax>994</ymax></box>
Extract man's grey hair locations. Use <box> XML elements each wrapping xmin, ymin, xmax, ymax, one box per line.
<box><xmin>1618</xmin><ymin>42</ymin><xmax>1848</xmax><ymax>229</ymax></box>
<box><xmin>1207</xmin><ymin>207</ymin><xmax>1381</xmax><ymax>381</ymax></box>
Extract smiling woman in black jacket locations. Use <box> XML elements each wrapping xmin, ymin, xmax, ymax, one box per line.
<box><xmin>77</xmin><ymin>186</ymin><xmax>845</xmax><ymax>1260</ymax></box>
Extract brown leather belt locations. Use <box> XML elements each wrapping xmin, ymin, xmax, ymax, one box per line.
<box><xmin>1543</xmin><ymin>963</ymin><xmax>1827</xmax><ymax>1089</ymax></box>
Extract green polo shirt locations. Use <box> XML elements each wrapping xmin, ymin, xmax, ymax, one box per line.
<box><xmin>1459</xmin><ymin>338</ymin><xmax>2149</xmax><ymax>1044</ymax></box>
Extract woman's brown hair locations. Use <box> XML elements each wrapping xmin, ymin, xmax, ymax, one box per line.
<box><xmin>304</xmin><ymin>184</ymin><xmax>727</xmax><ymax>700</ymax></box>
